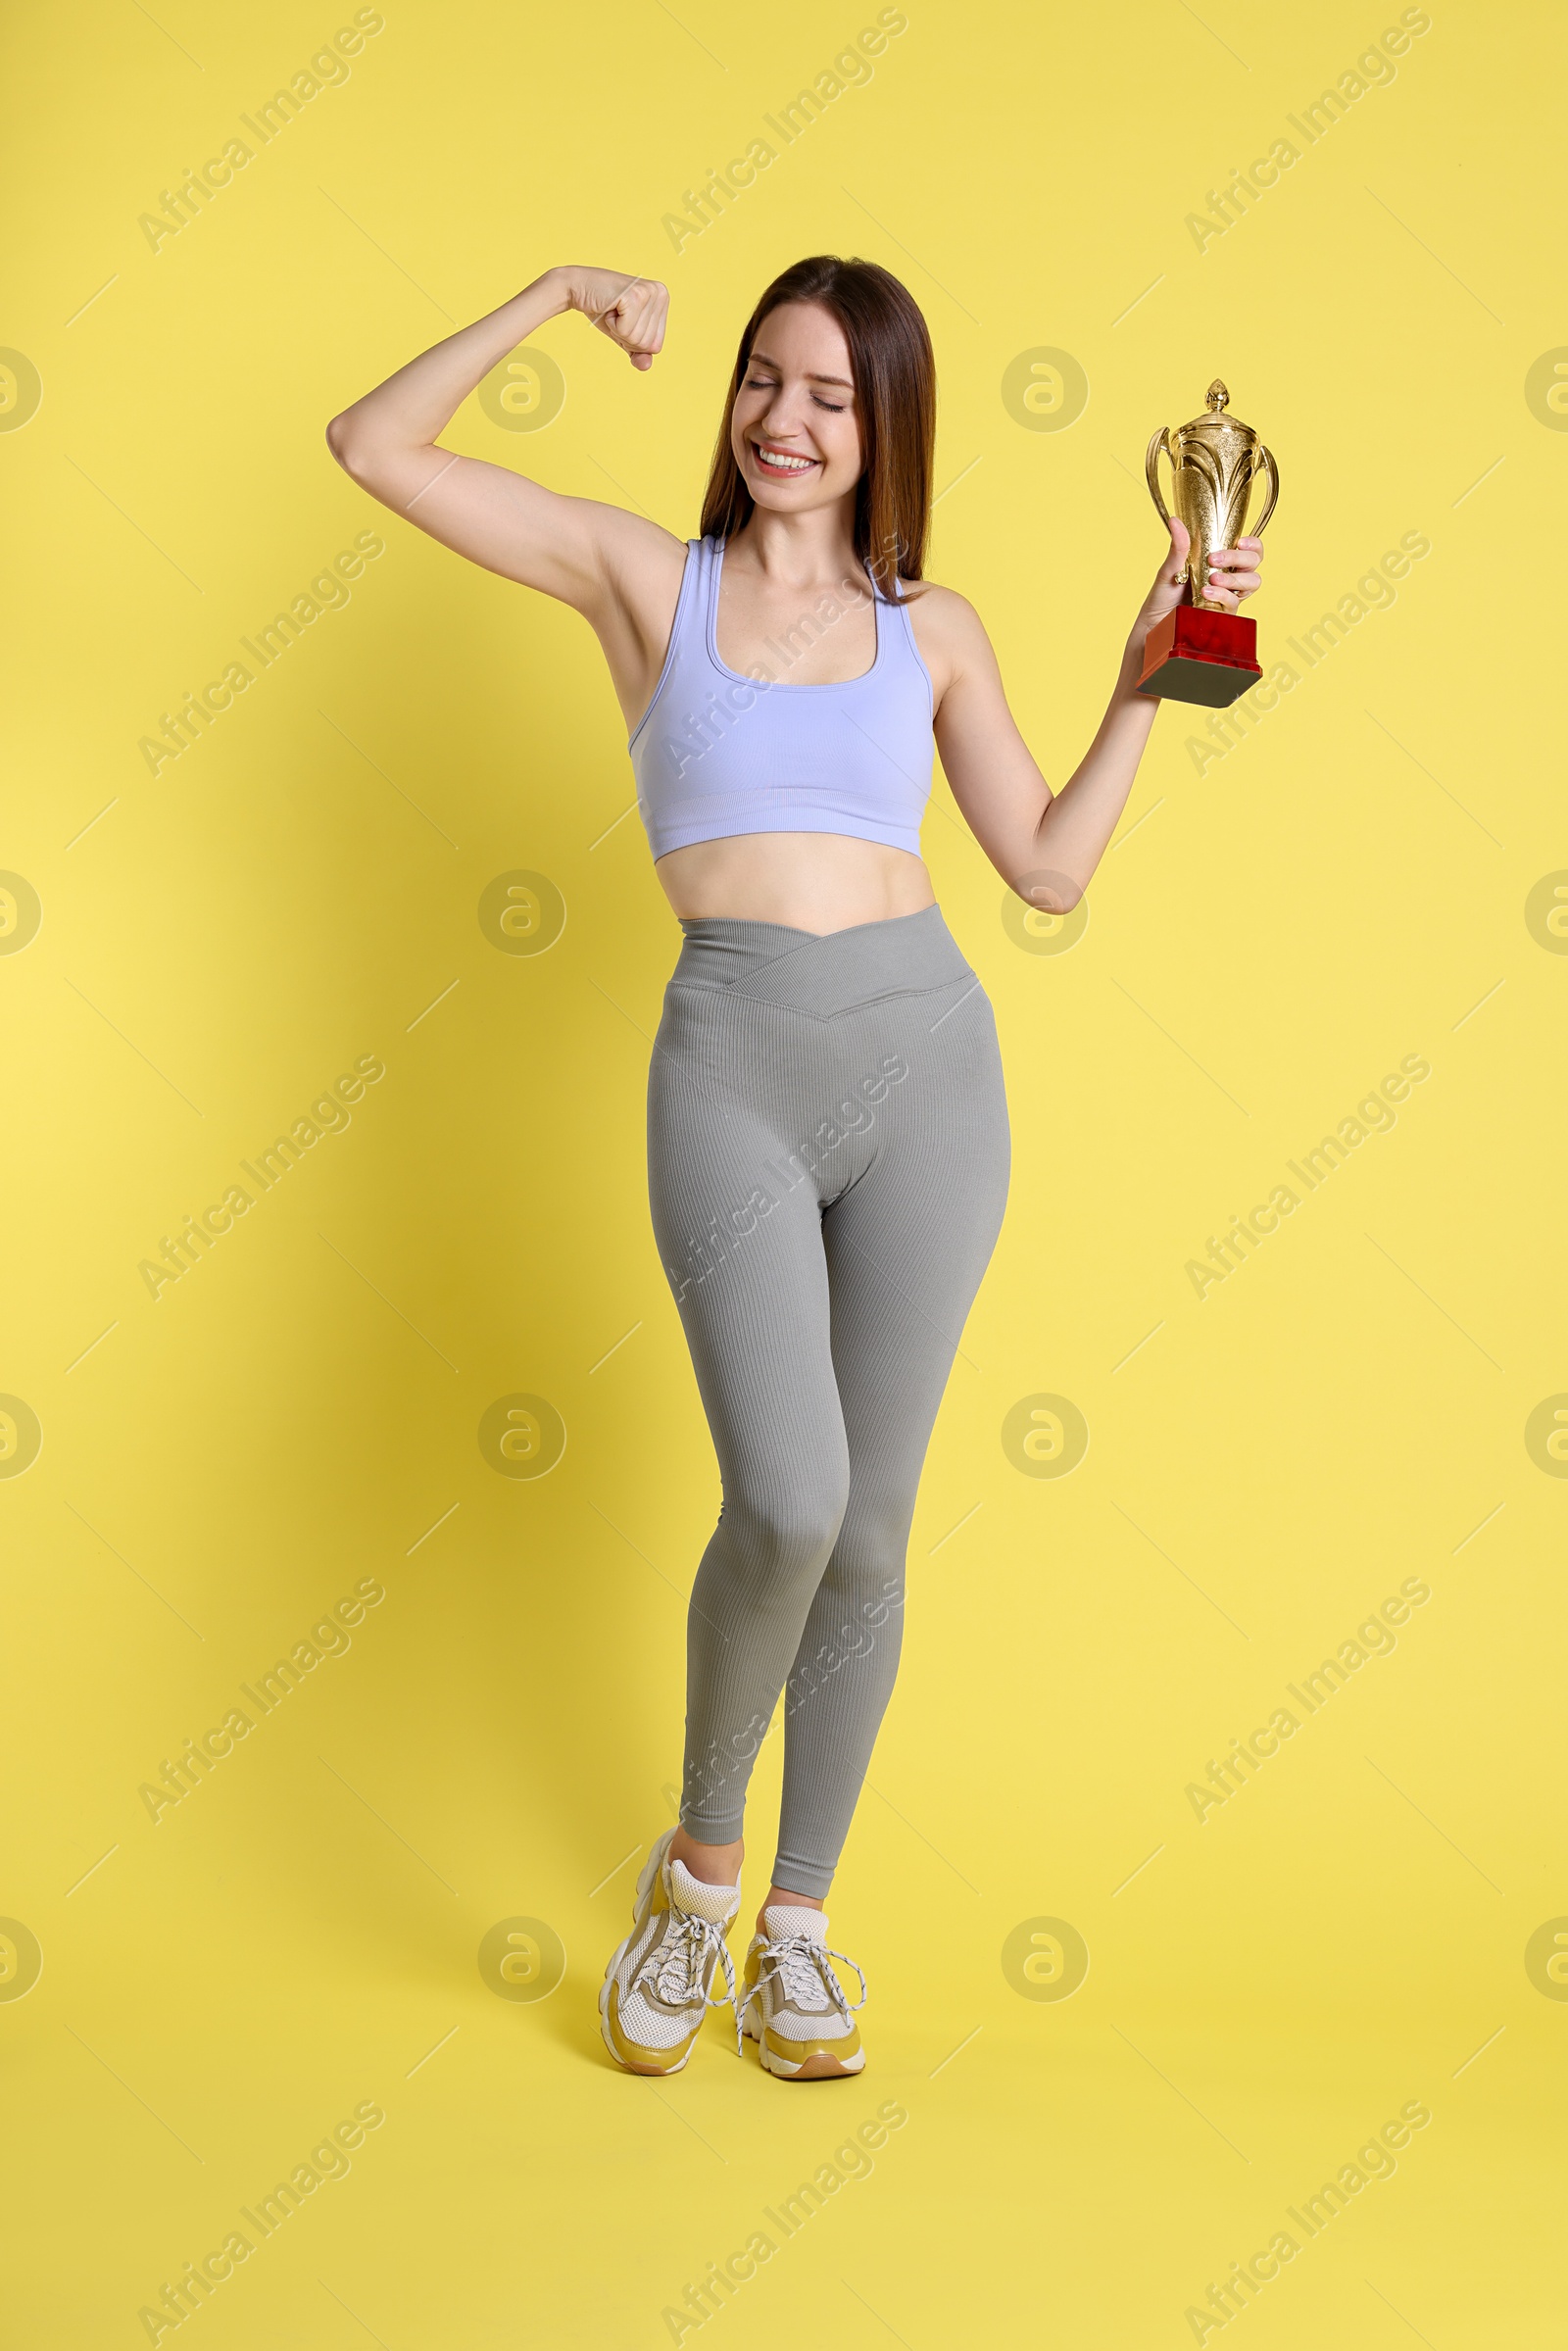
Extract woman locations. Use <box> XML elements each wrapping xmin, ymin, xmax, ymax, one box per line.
<box><xmin>326</xmin><ymin>256</ymin><xmax>1262</xmax><ymax>2082</ymax></box>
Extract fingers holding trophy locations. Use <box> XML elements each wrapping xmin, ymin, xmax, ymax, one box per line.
<box><xmin>1137</xmin><ymin>379</ymin><xmax>1279</xmax><ymax>708</ymax></box>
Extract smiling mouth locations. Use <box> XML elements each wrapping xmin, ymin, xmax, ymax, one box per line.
<box><xmin>750</xmin><ymin>443</ymin><xmax>818</xmax><ymax>477</ymax></box>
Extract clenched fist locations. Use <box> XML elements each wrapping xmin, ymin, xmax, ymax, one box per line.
<box><xmin>558</xmin><ymin>267</ymin><xmax>669</xmax><ymax>370</ymax></box>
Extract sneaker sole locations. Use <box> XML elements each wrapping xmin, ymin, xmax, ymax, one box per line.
<box><xmin>743</xmin><ymin>2020</ymin><xmax>864</xmax><ymax>2080</ymax></box>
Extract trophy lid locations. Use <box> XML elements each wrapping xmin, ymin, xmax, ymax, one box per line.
<box><xmin>1181</xmin><ymin>377</ymin><xmax>1255</xmax><ymax>438</ymax></box>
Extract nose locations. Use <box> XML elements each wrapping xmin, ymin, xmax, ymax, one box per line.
<box><xmin>758</xmin><ymin>386</ymin><xmax>807</xmax><ymax>439</ymax></box>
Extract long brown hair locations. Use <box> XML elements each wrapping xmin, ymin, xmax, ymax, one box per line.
<box><xmin>698</xmin><ymin>255</ymin><xmax>935</xmax><ymax>602</ymax></box>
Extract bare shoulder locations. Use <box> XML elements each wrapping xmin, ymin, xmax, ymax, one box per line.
<box><xmin>576</xmin><ymin>502</ymin><xmax>694</xmax><ymax>727</ymax></box>
<box><xmin>895</xmin><ymin>577</ymin><xmax>997</xmax><ymax>707</ymax></box>
<box><xmin>591</xmin><ymin>501</ymin><xmax>689</xmax><ymax>611</ymax></box>
<box><xmin>584</xmin><ymin>501</ymin><xmax>692</xmax><ymax>672</ymax></box>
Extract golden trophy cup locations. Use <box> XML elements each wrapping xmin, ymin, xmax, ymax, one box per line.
<box><xmin>1136</xmin><ymin>379</ymin><xmax>1279</xmax><ymax>709</ymax></box>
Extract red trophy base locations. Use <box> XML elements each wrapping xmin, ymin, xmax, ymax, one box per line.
<box><xmin>1136</xmin><ymin>605</ymin><xmax>1261</xmax><ymax>709</ymax></box>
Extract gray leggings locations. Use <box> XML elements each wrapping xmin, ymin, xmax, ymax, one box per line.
<box><xmin>647</xmin><ymin>904</ymin><xmax>1010</xmax><ymax>1897</ymax></box>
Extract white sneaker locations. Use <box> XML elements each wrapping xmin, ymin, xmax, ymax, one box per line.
<box><xmin>599</xmin><ymin>1829</ymin><xmax>743</xmax><ymax>2076</ymax></box>
<box><xmin>740</xmin><ymin>1904</ymin><xmax>867</xmax><ymax>2079</ymax></box>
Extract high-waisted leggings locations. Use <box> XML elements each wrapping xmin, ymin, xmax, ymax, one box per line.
<box><xmin>647</xmin><ymin>903</ymin><xmax>1010</xmax><ymax>1897</ymax></box>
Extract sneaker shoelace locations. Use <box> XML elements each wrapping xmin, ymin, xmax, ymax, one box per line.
<box><xmin>632</xmin><ymin>1911</ymin><xmax>742</xmax><ymax>2052</ymax></box>
<box><xmin>744</xmin><ymin>1933</ymin><xmax>868</xmax><ymax>2033</ymax></box>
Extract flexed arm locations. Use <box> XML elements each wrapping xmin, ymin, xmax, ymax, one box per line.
<box><xmin>324</xmin><ymin>267</ymin><xmax>672</xmax><ymax>616</ymax></box>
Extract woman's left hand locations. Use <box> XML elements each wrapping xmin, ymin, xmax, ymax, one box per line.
<box><xmin>1199</xmin><ymin>535</ymin><xmax>1265</xmax><ymax>612</ymax></box>
<box><xmin>1136</xmin><ymin>517</ymin><xmax>1266</xmax><ymax>638</ymax></box>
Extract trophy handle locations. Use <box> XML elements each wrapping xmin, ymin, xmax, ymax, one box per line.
<box><xmin>1248</xmin><ymin>441</ymin><xmax>1279</xmax><ymax>539</ymax></box>
<box><xmin>1145</xmin><ymin>427</ymin><xmax>1174</xmax><ymax>528</ymax></box>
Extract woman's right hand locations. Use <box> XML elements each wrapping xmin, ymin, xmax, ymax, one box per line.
<box><xmin>559</xmin><ymin>267</ymin><xmax>668</xmax><ymax>370</ymax></box>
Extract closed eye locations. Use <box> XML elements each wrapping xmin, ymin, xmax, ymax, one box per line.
<box><xmin>743</xmin><ymin>372</ymin><xmax>847</xmax><ymax>414</ymax></box>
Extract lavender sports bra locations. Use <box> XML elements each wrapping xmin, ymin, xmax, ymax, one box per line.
<box><xmin>627</xmin><ymin>534</ymin><xmax>936</xmax><ymax>860</ymax></box>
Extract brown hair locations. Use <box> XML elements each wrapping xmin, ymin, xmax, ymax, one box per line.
<box><xmin>698</xmin><ymin>255</ymin><xmax>935</xmax><ymax>602</ymax></box>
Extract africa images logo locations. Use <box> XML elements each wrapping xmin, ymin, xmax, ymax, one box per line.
<box><xmin>137</xmin><ymin>1054</ymin><xmax>385</xmax><ymax>1299</ymax></box>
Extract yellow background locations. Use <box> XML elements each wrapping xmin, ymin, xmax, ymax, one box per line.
<box><xmin>3</xmin><ymin>0</ymin><xmax>1564</xmax><ymax>2341</ymax></box>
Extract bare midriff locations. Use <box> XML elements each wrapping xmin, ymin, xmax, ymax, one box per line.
<box><xmin>655</xmin><ymin>832</ymin><xmax>936</xmax><ymax>935</ymax></box>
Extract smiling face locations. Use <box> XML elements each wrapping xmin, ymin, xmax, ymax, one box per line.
<box><xmin>730</xmin><ymin>300</ymin><xmax>865</xmax><ymax>514</ymax></box>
